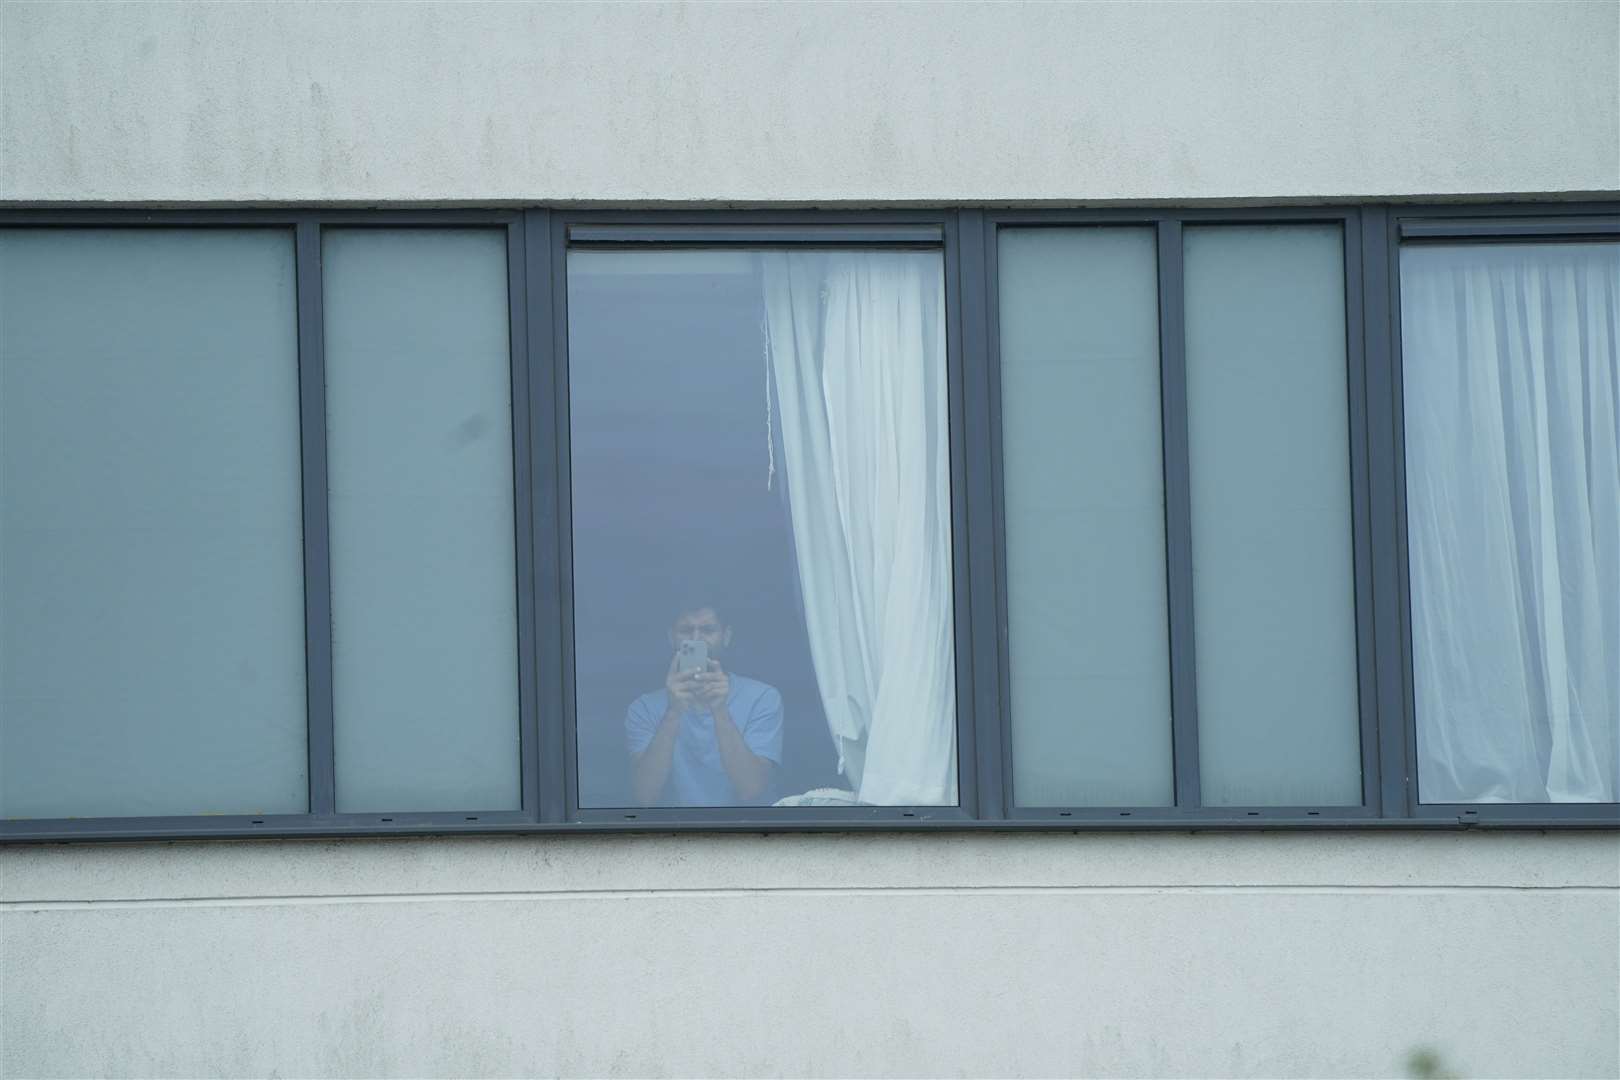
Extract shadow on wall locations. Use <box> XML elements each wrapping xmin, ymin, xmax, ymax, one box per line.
<box><xmin>1407</xmin><ymin>1046</ymin><xmax>1463</xmax><ymax>1079</ymax></box>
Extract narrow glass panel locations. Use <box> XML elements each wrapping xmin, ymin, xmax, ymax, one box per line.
<box><xmin>998</xmin><ymin>228</ymin><xmax>1173</xmax><ymax>807</ymax></box>
<box><xmin>1184</xmin><ymin>224</ymin><xmax>1361</xmax><ymax>807</ymax></box>
<box><xmin>1402</xmin><ymin>241</ymin><xmax>1619</xmax><ymax>804</ymax></box>
<box><xmin>568</xmin><ymin>248</ymin><xmax>957</xmax><ymax>808</ymax></box>
<box><xmin>323</xmin><ymin>229</ymin><xmax>520</xmax><ymax>813</ymax></box>
<box><xmin>0</xmin><ymin>229</ymin><xmax>307</xmax><ymax>818</ymax></box>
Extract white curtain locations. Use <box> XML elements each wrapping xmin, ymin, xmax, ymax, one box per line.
<box><xmin>761</xmin><ymin>250</ymin><xmax>957</xmax><ymax>806</ymax></box>
<box><xmin>1402</xmin><ymin>241</ymin><xmax>1619</xmax><ymax>803</ymax></box>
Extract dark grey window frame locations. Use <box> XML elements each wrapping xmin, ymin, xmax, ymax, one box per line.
<box><xmin>1381</xmin><ymin>203</ymin><xmax>1620</xmax><ymax>826</ymax></box>
<box><xmin>980</xmin><ymin>207</ymin><xmax>1382</xmax><ymax>825</ymax></box>
<box><xmin>0</xmin><ymin>203</ymin><xmax>1614</xmax><ymax>842</ymax></box>
<box><xmin>549</xmin><ymin>212</ymin><xmax>978</xmax><ymax>827</ymax></box>
<box><xmin>0</xmin><ymin>209</ymin><xmax>543</xmax><ymax>841</ymax></box>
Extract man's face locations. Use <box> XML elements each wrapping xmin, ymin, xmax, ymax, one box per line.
<box><xmin>669</xmin><ymin>607</ymin><xmax>731</xmax><ymax>661</ymax></box>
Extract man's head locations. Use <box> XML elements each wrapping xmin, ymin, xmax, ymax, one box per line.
<box><xmin>668</xmin><ymin>603</ymin><xmax>731</xmax><ymax>661</ymax></box>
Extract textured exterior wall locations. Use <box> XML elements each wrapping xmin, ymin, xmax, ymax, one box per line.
<box><xmin>3</xmin><ymin>833</ymin><xmax>1618</xmax><ymax>1078</ymax></box>
<box><xmin>3</xmin><ymin>2</ymin><xmax>1619</xmax><ymax>1077</ymax></box>
<box><xmin>1</xmin><ymin>0</ymin><xmax>1616</xmax><ymax>204</ymax></box>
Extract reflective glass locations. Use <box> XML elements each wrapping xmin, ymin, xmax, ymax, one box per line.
<box><xmin>1184</xmin><ymin>224</ymin><xmax>1362</xmax><ymax>807</ymax></box>
<box><xmin>998</xmin><ymin>228</ymin><xmax>1174</xmax><ymax>807</ymax></box>
<box><xmin>568</xmin><ymin>247</ymin><xmax>958</xmax><ymax>808</ymax></box>
<box><xmin>0</xmin><ymin>229</ymin><xmax>308</xmax><ymax>818</ymax></box>
<box><xmin>323</xmin><ymin>228</ymin><xmax>520</xmax><ymax>813</ymax></box>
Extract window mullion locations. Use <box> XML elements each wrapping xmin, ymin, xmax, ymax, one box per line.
<box><xmin>1156</xmin><ymin>219</ymin><xmax>1203</xmax><ymax>810</ymax></box>
<box><xmin>957</xmin><ymin>209</ymin><xmax>1005</xmax><ymax>820</ymax></box>
<box><xmin>295</xmin><ymin>219</ymin><xmax>338</xmax><ymax>817</ymax></box>
<box><xmin>525</xmin><ymin>208</ymin><xmax>571</xmax><ymax>824</ymax></box>
<box><xmin>1343</xmin><ymin>209</ymin><xmax>1384</xmax><ymax>811</ymax></box>
<box><xmin>507</xmin><ymin>217</ymin><xmax>541</xmax><ymax>822</ymax></box>
<box><xmin>1359</xmin><ymin>207</ymin><xmax>1412</xmax><ymax>818</ymax></box>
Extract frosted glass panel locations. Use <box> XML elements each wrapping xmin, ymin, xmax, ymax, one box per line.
<box><xmin>323</xmin><ymin>229</ymin><xmax>520</xmax><ymax>813</ymax></box>
<box><xmin>0</xmin><ymin>229</ymin><xmax>308</xmax><ymax>818</ymax></box>
<box><xmin>998</xmin><ymin>228</ymin><xmax>1173</xmax><ymax>807</ymax></box>
<box><xmin>1184</xmin><ymin>225</ymin><xmax>1361</xmax><ymax>807</ymax></box>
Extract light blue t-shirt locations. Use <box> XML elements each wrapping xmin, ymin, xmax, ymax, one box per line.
<box><xmin>625</xmin><ymin>674</ymin><xmax>784</xmax><ymax>806</ymax></box>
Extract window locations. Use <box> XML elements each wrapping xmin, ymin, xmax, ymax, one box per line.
<box><xmin>992</xmin><ymin>214</ymin><xmax>1374</xmax><ymax>819</ymax></box>
<box><xmin>1399</xmin><ymin>236</ymin><xmax>1619</xmax><ymax>805</ymax></box>
<box><xmin>1183</xmin><ymin>225</ymin><xmax>1362</xmax><ymax>807</ymax></box>
<box><xmin>997</xmin><ymin>227</ymin><xmax>1173</xmax><ymax>808</ymax></box>
<box><xmin>0</xmin><ymin>228</ymin><xmax>309</xmax><ymax>819</ymax></box>
<box><xmin>0</xmin><ymin>214</ymin><xmax>536</xmax><ymax>833</ymax></box>
<box><xmin>565</xmin><ymin>243</ymin><xmax>958</xmax><ymax>810</ymax></box>
<box><xmin>322</xmin><ymin>228</ymin><xmax>523</xmax><ymax>813</ymax></box>
<box><xmin>0</xmin><ymin>205</ymin><xmax>1613</xmax><ymax>839</ymax></box>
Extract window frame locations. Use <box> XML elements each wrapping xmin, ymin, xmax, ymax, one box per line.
<box><xmin>543</xmin><ymin>210</ymin><xmax>981</xmax><ymax>826</ymax></box>
<box><xmin>981</xmin><ymin>206</ymin><xmax>1382</xmax><ymax>825</ymax></box>
<box><xmin>0</xmin><ymin>209</ymin><xmax>542</xmax><ymax>841</ymax></box>
<box><xmin>1383</xmin><ymin>203</ymin><xmax>1620</xmax><ymax>825</ymax></box>
<box><xmin>0</xmin><ymin>203</ymin><xmax>1614</xmax><ymax>842</ymax></box>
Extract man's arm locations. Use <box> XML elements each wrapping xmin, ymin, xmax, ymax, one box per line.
<box><xmin>697</xmin><ymin>663</ymin><xmax>774</xmax><ymax>802</ymax></box>
<box><xmin>630</xmin><ymin>705</ymin><xmax>682</xmax><ymax>805</ymax></box>
<box><xmin>710</xmin><ymin>699</ymin><xmax>773</xmax><ymax>803</ymax></box>
<box><xmin>629</xmin><ymin>657</ymin><xmax>697</xmax><ymax>805</ymax></box>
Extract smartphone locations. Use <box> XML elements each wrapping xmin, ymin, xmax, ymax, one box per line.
<box><xmin>676</xmin><ymin>639</ymin><xmax>709</xmax><ymax>674</ymax></box>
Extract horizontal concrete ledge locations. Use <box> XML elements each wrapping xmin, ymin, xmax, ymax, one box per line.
<box><xmin>5</xmin><ymin>831</ymin><xmax>1616</xmax><ymax>904</ymax></box>
<box><xmin>7</xmin><ymin>882</ymin><xmax>1618</xmax><ymax>914</ymax></box>
<box><xmin>2</xmin><ymin>192</ymin><xmax>1619</xmax><ymax>210</ymax></box>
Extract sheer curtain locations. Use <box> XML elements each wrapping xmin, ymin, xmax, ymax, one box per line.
<box><xmin>1402</xmin><ymin>241</ymin><xmax>1619</xmax><ymax>803</ymax></box>
<box><xmin>761</xmin><ymin>250</ymin><xmax>957</xmax><ymax>806</ymax></box>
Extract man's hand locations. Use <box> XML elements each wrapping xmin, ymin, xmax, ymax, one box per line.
<box><xmin>665</xmin><ymin>654</ymin><xmax>703</xmax><ymax>712</ymax></box>
<box><xmin>694</xmin><ymin>660</ymin><xmax>730</xmax><ymax>709</ymax></box>
<box><xmin>704</xmin><ymin>661</ymin><xmax>769</xmax><ymax>801</ymax></box>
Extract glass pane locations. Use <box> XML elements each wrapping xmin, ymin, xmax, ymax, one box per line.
<box><xmin>1184</xmin><ymin>224</ymin><xmax>1361</xmax><ymax>807</ymax></box>
<box><xmin>998</xmin><ymin>228</ymin><xmax>1173</xmax><ymax>807</ymax></box>
<box><xmin>1402</xmin><ymin>241</ymin><xmax>1619</xmax><ymax>804</ymax></box>
<box><xmin>0</xmin><ymin>229</ymin><xmax>307</xmax><ymax>818</ymax></box>
<box><xmin>323</xmin><ymin>229</ymin><xmax>520</xmax><ymax>813</ymax></box>
<box><xmin>568</xmin><ymin>248</ymin><xmax>957</xmax><ymax>808</ymax></box>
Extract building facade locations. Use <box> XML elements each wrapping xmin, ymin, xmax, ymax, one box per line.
<box><xmin>2</xmin><ymin>2</ymin><xmax>1618</xmax><ymax>1076</ymax></box>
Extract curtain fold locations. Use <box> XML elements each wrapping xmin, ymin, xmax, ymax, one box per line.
<box><xmin>761</xmin><ymin>250</ymin><xmax>957</xmax><ymax>806</ymax></box>
<box><xmin>1402</xmin><ymin>242</ymin><xmax>1619</xmax><ymax>803</ymax></box>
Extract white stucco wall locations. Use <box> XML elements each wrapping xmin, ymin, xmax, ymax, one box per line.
<box><xmin>2</xmin><ymin>2</ymin><xmax>1618</xmax><ymax>1077</ymax></box>
<box><xmin>4</xmin><ymin>833</ymin><xmax>1619</xmax><ymax>1078</ymax></box>
<box><xmin>1</xmin><ymin>0</ymin><xmax>1616</xmax><ymax>204</ymax></box>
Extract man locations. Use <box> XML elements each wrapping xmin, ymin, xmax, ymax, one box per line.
<box><xmin>626</xmin><ymin>603</ymin><xmax>784</xmax><ymax>806</ymax></box>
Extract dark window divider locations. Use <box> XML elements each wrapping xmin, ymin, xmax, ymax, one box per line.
<box><xmin>1362</xmin><ymin>205</ymin><xmax>1412</xmax><ymax>818</ymax></box>
<box><xmin>957</xmin><ymin>209</ymin><xmax>1007</xmax><ymax>820</ymax></box>
<box><xmin>1156</xmin><ymin>218</ymin><xmax>1203</xmax><ymax>812</ymax></box>
<box><xmin>1341</xmin><ymin>207</ymin><xmax>1386</xmax><ymax>812</ymax></box>
<box><xmin>566</xmin><ymin>224</ymin><xmax>944</xmax><ymax>245</ymax></box>
<box><xmin>294</xmin><ymin>220</ymin><xmax>337</xmax><ymax>816</ymax></box>
<box><xmin>1389</xmin><ymin>209</ymin><xmax>1425</xmax><ymax>818</ymax></box>
<box><xmin>528</xmin><ymin>208</ymin><xmax>571</xmax><ymax>825</ymax></box>
<box><xmin>978</xmin><ymin>211</ymin><xmax>1019</xmax><ymax>819</ymax></box>
<box><xmin>1399</xmin><ymin>216</ymin><xmax>1619</xmax><ymax>240</ymax></box>
<box><xmin>505</xmin><ymin>217</ymin><xmax>542</xmax><ymax>823</ymax></box>
<box><xmin>1410</xmin><ymin>803</ymin><xmax>1620</xmax><ymax>825</ymax></box>
<box><xmin>11</xmin><ymin>807</ymin><xmax>1611</xmax><ymax>843</ymax></box>
<box><xmin>547</xmin><ymin>210</ymin><xmax>585</xmax><ymax>823</ymax></box>
<box><xmin>941</xmin><ymin>210</ymin><xmax>985</xmax><ymax>819</ymax></box>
